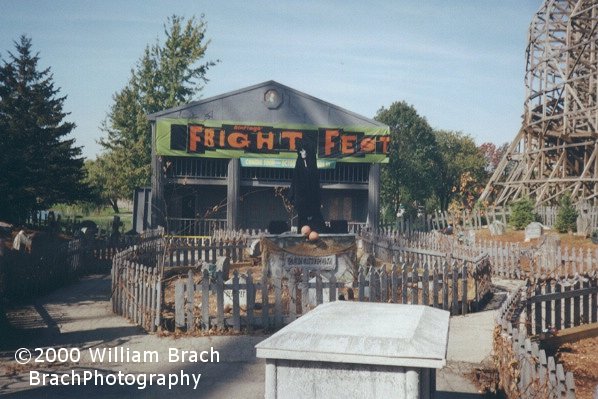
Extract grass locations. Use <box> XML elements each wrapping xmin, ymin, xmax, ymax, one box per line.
<box><xmin>50</xmin><ymin>203</ymin><xmax>134</xmax><ymax>233</ymax></box>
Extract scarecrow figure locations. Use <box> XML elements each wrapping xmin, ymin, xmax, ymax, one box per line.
<box><xmin>288</xmin><ymin>144</ymin><xmax>325</xmax><ymax>233</ymax></box>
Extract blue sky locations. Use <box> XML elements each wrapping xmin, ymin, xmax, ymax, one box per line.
<box><xmin>0</xmin><ymin>1</ymin><xmax>541</xmax><ymax>159</ymax></box>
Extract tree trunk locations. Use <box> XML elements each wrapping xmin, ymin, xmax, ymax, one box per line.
<box><xmin>109</xmin><ymin>199</ymin><xmax>120</xmax><ymax>214</ymax></box>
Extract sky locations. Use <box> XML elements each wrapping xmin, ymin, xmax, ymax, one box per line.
<box><xmin>0</xmin><ymin>1</ymin><xmax>541</xmax><ymax>159</ymax></box>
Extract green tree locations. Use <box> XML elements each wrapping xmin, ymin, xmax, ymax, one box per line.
<box><xmin>434</xmin><ymin>130</ymin><xmax>486</xmax><ymax>210</ymax></box>
<box><xmin>509</xmin><ymin>197</ymin><xmax>535</xmax><ymax>230</ymax></box>
<box><xmin>84</xmin><ymin>154</ymin><xmax>126</xmax><ymax>213</ymax></box>
<box><xmin>554</xmin><ymin>193</ymin><xmax>578</xmax><ymax>233</ymax></box>
<box><xmin>0</xmin><ymin>36</ymin><xmax>87</xmax><ymax>223</ymax></box>
<box><xmin>374</xmin><ymin>101</ymin><xmax>441</xmax><ymax>219</ymax></box>
<box><xmin>99</xmin><ymin>15</ymin><xmax>217</xmax><ymax>201</ymax></box>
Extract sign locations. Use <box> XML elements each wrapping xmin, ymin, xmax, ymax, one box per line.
<box><xmin>156</xmin><ymin>119</ymin><xmax>390</xmax><ymax>163</ymax></box>
<box><xmin>284</xmin><ymin>254</ymin><xmax>337</xmax><ymax>271</ymax></box>
<box><xmin>240</xmin><ymin>157</ymin><xmax>336</xmax><ymax>169</ymax></box>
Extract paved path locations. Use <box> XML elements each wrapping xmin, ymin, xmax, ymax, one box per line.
<box><xmin>0</xmin><ymin>275</ymin><xmax>524</xmax><ymax>398</ymax></box>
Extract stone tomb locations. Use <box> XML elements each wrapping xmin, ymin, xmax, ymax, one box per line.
<box><xmin>223</xmin><ymin>275</ymin><xmax>247</xmax><ymax>309</ymax></box>
<box><xmin>525</xmin><ymin>222</ymin><xmax>544</xmax><ymax>242</ymax></box>
<box><xmin>256</xmin><ymin>301</ymin><xmax>450</xmax><ymax>399</ymax></box>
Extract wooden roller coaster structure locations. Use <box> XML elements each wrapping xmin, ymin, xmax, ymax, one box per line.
<box><xmin>480</xmin><ymin>0</ymin><xmax>598</xmax><ymax>208</ymax></box>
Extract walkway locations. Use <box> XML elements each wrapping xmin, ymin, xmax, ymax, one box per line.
<box><xmin>0</xmin><ymin>275</ymin><xmax>524</xmax><ymax>398</ymax></box>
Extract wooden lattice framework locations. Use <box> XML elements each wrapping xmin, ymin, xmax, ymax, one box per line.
<box><xmin>480</xmin><ymin>0</ymin><xmax>598</xmax><ymax>207</ymax></box>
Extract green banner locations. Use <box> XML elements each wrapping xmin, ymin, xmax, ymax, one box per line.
<box><xmin>240</xmin><ymin>157</ymin><xmax>336</xmax><ymax>169</ymax></box>
<box><xmin>155</xmin><ymin>118</ymin><xmax>389</xmax><ymax>163</ymax></box>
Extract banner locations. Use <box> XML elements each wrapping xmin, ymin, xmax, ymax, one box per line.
<box><xmin>284</xmin><ymin>254</ymin><xmax>337</xmax><ymax>271</ymax></box>
<box><xmin>155</xmin><ymin>118</ymin><xmax>390</xmax><ymax>163</ymax></box>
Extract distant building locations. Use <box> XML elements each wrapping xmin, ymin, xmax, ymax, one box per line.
<box><xmin>147</xmin><ymin>81</ymin><xmax>389</xmax><ymax>236</ymax></box>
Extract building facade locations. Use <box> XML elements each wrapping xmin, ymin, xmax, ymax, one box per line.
<box><xmin>148</xmin><ymin>81</ymin><xmax>389</xmax><ymax>236</ymax></box>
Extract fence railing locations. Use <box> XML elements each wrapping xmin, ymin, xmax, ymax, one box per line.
<box><xmin>166</xmin><ymin>217</ymin><xmax>227</xmax><ymax>237</ymax></box>
<box><xmin>495</xmin><ymin>288</ymin><xmax>577</xmax><ymax>398</ymax></box>
<box><xmin>164</xmin><ymin>236</ymin><xmax>247</xmax><ymax>266</ymax></box>
<box><xmin>110</xmin><ymin>228</ymin><xmax>164</xmax><ymax>332</ymax></box>
<box><xmin>171</xmin><ymin>259</ymin><xmax>482</xmax><ymax>333</ymax></box>
<box><xmin>0</xmin><ymin>238</ymin><xmax>87</xmax><ymax>302</ymax></box>
<box><xmin>523</xmin><ymin>275</ymin><xmax>598</xmax><ymax>336</ymax></box>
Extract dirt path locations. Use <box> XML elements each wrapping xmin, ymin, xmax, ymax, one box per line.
<box><xmin>0</xmin><ymin>275</ymin><xmax>266</xmax><ymax>398</ymax></box>
<box><xmin>0</xmin><ymin>274</ymin><xmax>523</xmax><ymax>398</ymax></box>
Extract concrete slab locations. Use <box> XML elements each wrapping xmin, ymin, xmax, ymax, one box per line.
<box><xmin>256</xmin><ymin>301</ymin><xmax>450</xmax><ymax>368</ymax></box>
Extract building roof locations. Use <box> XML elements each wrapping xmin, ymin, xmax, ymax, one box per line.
<box><xmin>147</xmin><ymin>80</ymin><xmax>387</xmax><ymax>128</ymax></box>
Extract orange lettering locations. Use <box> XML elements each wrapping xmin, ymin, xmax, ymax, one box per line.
<box><xmin>228</xmin><ymin>132</ymin><xmax>249</xmax><ymax>149</ymax></box>
<box><xmin>281</xmin><ymin>131</ymin><xmax>303</xmax><ymax>151</ymax></box>
<box><xmin>219</xmin><ymin>129</ymin><xmax>226</xmax><ymax>147</ymax></box>
<box><xmin>204</xmin><ymin>128</ymin><xmax>215</xmax><ymax>147</ymax></box>
<box><xmin>189</xmin><ymin>125</ymin><xmax>203</xmax><ymax>152</ymax></box>
<box><xmin>360</xmin><ymin>137</ymin><xmax>375</xmax><ymax>153</ymax></box>
<box><xmin>257</xmin><ymin>132</ymin><xmax>275</xmax><ymax>150</ymax></box>
<box><xmin>341</xmin><ymin>134</ymin><xmax>357</xmax><ymax>154</ymax></box>
<box><xmin>324</xmin><ymin>130</ymin><xmax>340</xmax><ymax>156</ymax></box>
<box><xmin>378</xmin><ymin>136</ymin><xmax>390</xmax><ymax>154</ymax></box>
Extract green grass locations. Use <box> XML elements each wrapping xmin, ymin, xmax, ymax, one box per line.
<box><xmin>50</xmin><ymin>203</ymin><xmax>134</xmax><ymax>233</ymax></box>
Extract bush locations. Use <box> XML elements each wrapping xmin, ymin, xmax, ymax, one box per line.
<box><xmin>554</xmin><ymin>194</ymin><xmax>578</xmax><ymax>233</ymax></box>
<box><xmin>510</xmin><ymin>197</ymin><xmax>535</xmax><ymax>230</ymax></box>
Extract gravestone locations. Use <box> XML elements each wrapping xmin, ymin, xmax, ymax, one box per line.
<box><xmin>576</xmin><ymin>213</ymin><xmax>592</xmax><ymax>237</ymax></box>
<box><xmin>201</xmin><ymin>256</ymin><xmax>230</xmax><ymax>281</ymax></box>
<box><xmin>489</xmin><ymin>220</ymin><xmax>506</xmax><ymax>236</ymax></box>
<box><xmin>307</xmin><ymin>275</ymin><xmax>330</xmax><ymax>306</ymax></box>
<box><xmin>525</xmin><ymin>222</ymin><xmax>543</xmax><ymax>242</ymax></box>
<box><xmin>224</xmin><ymin>274</ymin><xmax>247</xmax><ymax>308</ymax></box>
<box><xmin>256</xmin><ymin>302</ymin><xmax>450</xmax><ymax>399</ymax></box>
<box><xmin>249</xmin><ymin>239</ymin><xmax>261</xmax><ymax>257</ymax></box>
<box><xmin>215</xmin><ymin>256</ymin><xmax>230</xmax><ymax>280</ymax></box>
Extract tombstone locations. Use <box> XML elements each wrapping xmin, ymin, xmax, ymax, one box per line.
<box><xmin>489</xmin><ymin>220</ymin><xmax>506</xmax><ymax>236</ymax></box>
<box><xmin>224</xmin><ymin>274</ymin><xmax>247</xmax><ymax>309</ymax></box>
<box><xmin>576</xmin><ymin>213</ymin><xmax>592</xmax><ymax>237</ymax></box>
<box><xmin>525</xmin><ymin>222</ymin><xmax>543</xmax><ymax>242</ymax></box>
<box><xmin>307</xmin><ymin>275</ymin><xmax>330</xmax><ymax>306</ymax></box>
<box><xmin>12</xmin><ymin>230</ymin><xmax>31</xmax><ymax>252</ymax></box>
<box><xmin>256</xmin><ymin>302</ymin><xmax>450</xmax><ymax>399</ymax></box>
<box><xmin>249</xmin><ymin>239</ymin><xmax>261</xmax><ymax>257</ymax></box>
<box><xmin>358</xmin><ymin>252</ymin><xmax>375</xmax><ymax>269</ymax></box>
<box><xmin>215</xmin><ymin>256</ymin><xmax>230</xmax><ymax>280</ymax></box>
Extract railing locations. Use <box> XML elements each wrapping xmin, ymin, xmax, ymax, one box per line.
<box><xmin>166</xmin><ymin>217</ymin><xmax>227</xmax><ymax>237</ymax></box>
<box><xmin>164</xmin><ymin>236</ymin><xmax>247</xmax><ymax>266</ymax></box>
<box><xmin>166</xmin><ymin>157</ymin><xmax>228</xmax><ymax>179</ymax></box>
<box><xmin>0</xmin><ymin>237</ymin><xmax>95</xmax><ymax>303</ymax></box>
<box><xmin>171</xmin><ymin>259</ymin><xmax>478</xmax><ymax>333</ymax></box>
<box><xmin>111</xmin><ymin>228</ymin><xmax>164</xmax><ymax>332</ymax></box>
<box><xmin>494</xmin><ymin>288</ymin><xmax>577</xmax><ymax>398</ymax></box>
<box><xmin>523</xmin><ymin>275</ymin><xmax>598</xmax><ymax>336</ymax></box>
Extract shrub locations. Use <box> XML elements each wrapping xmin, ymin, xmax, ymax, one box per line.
<box><xmin>554</xmin><ymin>194</ymin><xmax>578</xmax><ymax>233</ymax></box>
<box><xmin>509</xmin><ymin>197</ymin><xmax>535</xmax><ymax>230</ymax></box>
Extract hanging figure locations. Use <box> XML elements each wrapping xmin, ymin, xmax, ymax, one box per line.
<box><xmin>288</xmin><ymin>143</ymin><xmax>325</xmax><ymax>233</ymax></box>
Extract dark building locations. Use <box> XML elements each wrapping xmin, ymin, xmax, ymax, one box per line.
<box><xmin>147</xmin><ymin>81</ymin><xmax>389</xmax><ymax>236</ymax></box>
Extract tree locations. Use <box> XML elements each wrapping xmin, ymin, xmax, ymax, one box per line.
<box><xmin>510</xmin><ymin>197</ymin><xmax>535</xmax><ymax>230</ymax></box>
<box><xmin>434</xmin><ymin>130</ymin><xmax>486</xmax><ymax>211</ymax></box>
<box><xmin>99</xmin><ymin>15</ymin><xmax>217</xmax><ymax>202</ymax></box>
<box><xmin>0</xmin><ymin>36</ymin><xmax>87</xmax><ymax>223</ymax></box>
<box><xmin>554</xmin><ymin>193</ymin><xmax>578</xmax><ymax>233</ymax></box>
<box><xmin>479</xmin><ymin>142</ymin><xmax>509</xmax><ymax>175</ymax></box>
<box><xmin>84</xmin><ymin>155</ymin><xmax>125</xmax><ymax>213</ymax></box>
<box><xmin>374</xmin><ymin>101</ymin><xmax>441</xmax><ymax>218</ymax></box>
